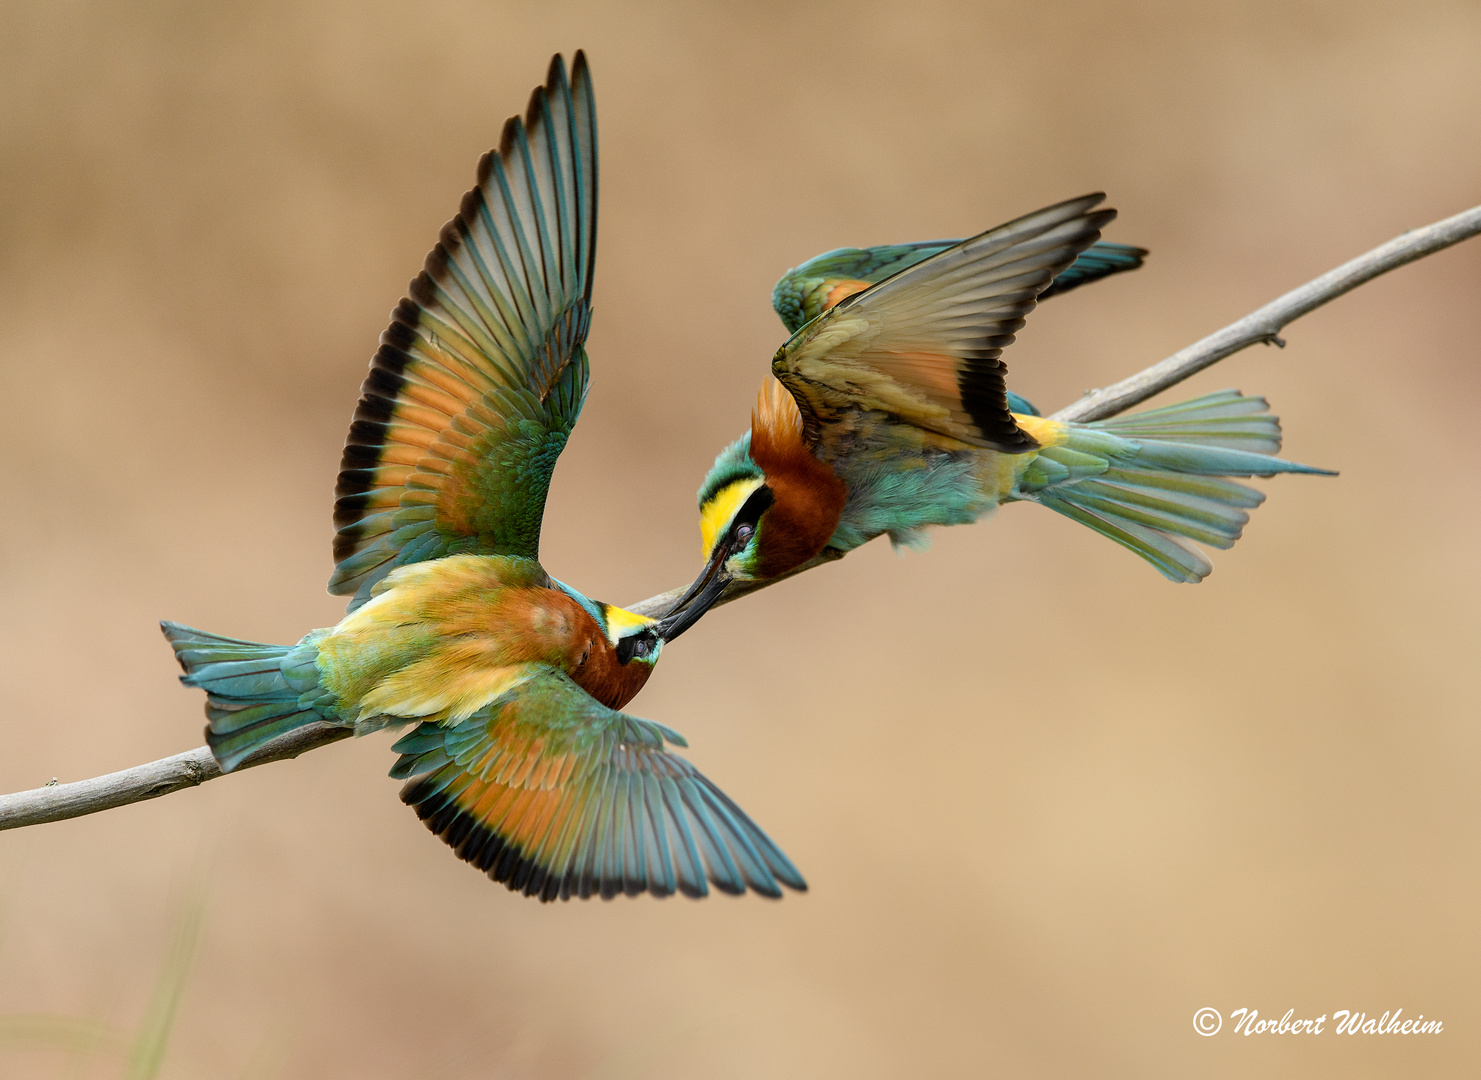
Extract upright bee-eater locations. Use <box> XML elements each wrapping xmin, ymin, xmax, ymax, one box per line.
<box><xmin>162</xmin><ymin>52</ymin><xmax>803</xmax><ymax>903</ymax></box>
<box><xmin>680</xmin><ymin>194</ymin><xmax>1332</xmax><ymax>610</ymax></box>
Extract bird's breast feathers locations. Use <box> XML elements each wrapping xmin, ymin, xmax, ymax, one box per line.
<box><xmin>317</xmin><ymin>553</ymin><xmax>603</xmax><ymax>726</ymax></box>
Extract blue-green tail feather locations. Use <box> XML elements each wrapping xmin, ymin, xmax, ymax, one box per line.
<box><xmin>1020</xmin><ymin>391</ymin><xmax>1334</xmax><ymax>583</ymax></box>
<box><xmin>160</xmin><ymin>621</ymin><xmax>328</xmax><ymax>772</ymax></box>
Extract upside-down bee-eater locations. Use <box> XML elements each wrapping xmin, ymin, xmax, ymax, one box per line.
<box><xmin>161</xmin><ymin>52</ymin><xmax>803</xmax><ymax>903</ymax></box>
<box><xmin>678</xmin><ymin>194</ymin><xmax>1332</xmax><ymax>612</ymax></box>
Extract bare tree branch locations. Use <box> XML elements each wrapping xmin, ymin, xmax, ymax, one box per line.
<box><xmin>3</xmin><ymin>204</ymin><xmax>1479</xmax><ymax>832</ymax></box>
<box><xmin>1052</xmin><ymin>204</ymin><xmax>1481</xmax><ymax>423</ymax></box>
<box><xmin>0</xmin><ymin>727</ymin><xmax>350</xmax><ymax>830</ymax></box>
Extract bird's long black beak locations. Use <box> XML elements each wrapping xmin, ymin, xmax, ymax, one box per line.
<box><xmin>654</xmin><ymin>540</ymin><xmax>733</xmax><ymax>642</ymax></box>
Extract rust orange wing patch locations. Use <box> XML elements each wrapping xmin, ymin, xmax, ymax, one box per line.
<box><xmin>821</xmin><ymin>278</ymin><xmax>871</xmax><ymax>311</ymax></box>
<box><xmin>391</xmin><ymin>669</ymin><xmax>807</xmax><ymax>901</ymax></box>
<box><xmin>329</xmin><ymin>53</ymin><xmax>599</xmax><ymax>609</ymax></box>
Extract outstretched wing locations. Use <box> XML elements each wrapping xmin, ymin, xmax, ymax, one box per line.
<box><xmin>330</xmin><ymin>53</ymin><xmax>598</xmax><ymax>609</ymax></box>
<box><xmin>391</xmin><ymin>669</ymin><xmax>806</xmax><ymax>902</ymax></box>
<box><xmin>771</xmin><ymin>239</ymin><xmax>1146</xmax><ymax>334</ymax></box>
<box><xmin>771</xmin><ymin>194</ymin><xmax>1114</xmax><ymax>454</ymax></box>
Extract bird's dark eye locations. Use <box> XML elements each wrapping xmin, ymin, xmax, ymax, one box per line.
<box><xmin>734</xmin><ymin>523</ymin><xmax>754</xmax><ymax>544</ymax></box>
<box><xmin>617</xmin><ymin>633</ymin><xmax>654</xmax><ymax>664</ymax></box>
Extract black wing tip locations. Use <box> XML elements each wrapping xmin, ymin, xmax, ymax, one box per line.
<box><xmin>337</xmin><ymin>318</ymin><xmax>413</xmax><ymax>499</ymax></box>
<box><xmin>330</xmin><ymin>532</ymin><xmax>359</xmax><ymax>565</ymax></box>
<box><xmin>956</xmin><ymin>358</ymin><xmax>1043</xmax><ymax>454</ymax></box>
<box><xmin>457</xmin><ymin>185</ymin><xmax>483</xmax><ymax>227</ymax></box>
<box><xmin>433</xmin><ymin>222</ymin><xmax>461</xmax><ymax>262</ymax></box>
<box><xmin>407</xmin><ymin>269</ymin><xmax>437</xmax><ymax>307</ymax></box>
<box><xmin>339</xmin><ymin>438</ymin><xmax>384</xmax><ymax>471</ymax></box>
<box><xmin>364</xmin><ymin>360</ymin><xmax>411</xmax><ymax>400</ymax></box>
<box><xmin>525</xmin><ymin>84</ymin><xmax>548</xmax><ymax>130</ymax></box>
<box><xmin>498</xmin><ymin>113</ymin><xmax>522</xmax><ymax>158</ymax></box>
<box><xmin>475</xmin><ymin>147</ymin><xmax>496</xmax><ymax>188</ymax></box>
<box><xmin>380</xmin><ymin>317</ymin><xmax>417</xmax><ymax>351</ymax></box>
<box><xmin>993</xmin><ymin>427</ymin><xmax>1041</xmax><ymax>453</ymax></box>
<box><xmin>388</xmin><ymin>296</ymin><xmax>420</xmax><ymax>329</ymax></box>
<box><xmin>347</xmin><ymin>393</ymin><xmax>395</xmax><ymax>431</ymax></box>
<box><xmin>333</xmin><ymin>471</ymin><xmax>379</xmax><ymax>503</ymax></box>
<box><xmin>398</xmin><ymin>771</ymin><xmax>585</xmax><ymax>903</ymax></box>
<box><xmin>399</xmin><ymin>765</ymin><xmax>797</xmax><ymax>903</ymax></box>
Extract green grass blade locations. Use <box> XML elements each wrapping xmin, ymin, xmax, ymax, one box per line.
<box><xmin>121</xmin><ymin>887</ymin><xmax>207</xmax><ymax>1080</ymax></box>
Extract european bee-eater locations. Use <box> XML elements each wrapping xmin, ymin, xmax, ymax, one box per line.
<box><xmin>162</xmin><ymin>53</ymin><xmax>803</xmax><ymax>902</ymax></box>
<box><xmin>681</xmin><ymin>194</ymin><xmax>1332</xmax><ymax>608</ymax></box>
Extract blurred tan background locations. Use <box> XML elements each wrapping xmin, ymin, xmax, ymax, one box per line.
<box><xmin>2</xmin><ymin>1</ymin><xmax>1480</xmax><ymax>1077</ymax></box>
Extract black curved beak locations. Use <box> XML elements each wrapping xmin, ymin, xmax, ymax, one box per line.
<box><xmin>654</xmin><ymin>539</ymin><xmax>732</xmax><ymax>642</ymax></box>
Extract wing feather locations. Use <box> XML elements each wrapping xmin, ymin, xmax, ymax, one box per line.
<box><xmin>331</xmin><ymin>53</ymin><xmax>599</xmax><ymax>608</ymax></box>
<box><xmin>773</xmin><ymin>194</ymin><xmax>1115</xmax><ymax>453</ymax></box>
<box><xmin>392</xmin><ymin>669</ymin><xmax>805</xmax><ymax>901</ymax></box>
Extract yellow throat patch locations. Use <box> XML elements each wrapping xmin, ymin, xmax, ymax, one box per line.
<box><xmin>699</xmin><ymin>476</ymin><xmax>766</xmax><ymax>559</ymax></box>
<box><xmin>600</xmin><ymin>604</ymin><xmax>657</xmax><ymax>646</ymax></box>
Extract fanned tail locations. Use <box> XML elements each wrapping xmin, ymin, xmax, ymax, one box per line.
<box><xmin>1017</xmin><ymin>391</ymin><xmax>1334</xmax><ymax>583</ymax></box>
<box><xmin>161</xmin><ymin>622</ymin><xmax>328</xmax><ymax>772</ymax></box>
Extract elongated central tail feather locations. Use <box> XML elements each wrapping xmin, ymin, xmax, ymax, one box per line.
<box><xmin>161</xmin><ymin>621</ymin><xmax>329</xmax><ymax>772</ymax></box>
<box><xmin>1016</xmin><ymin>390</ymin><xmax>1334</xmax><ymax>582</ymax></box>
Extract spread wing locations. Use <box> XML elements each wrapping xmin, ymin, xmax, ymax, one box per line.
<box><xmin>771</xmin><ymin>194</ymin><xmax>1114</xmax><ymax>453</ymax></box>
<box><xmin>330</xmin><ymin>53</ymin><xmax>598</xmax><ymax>610</ymax></box>
<box><xmin>391</xmin><ymin>669</ymin><xmax>806</xmax><ymax>902</ymax></box>
<box><xmin>772</xmin><ymin>239</ymin><xmax>1146</xmax><ymax>334</ymax></box>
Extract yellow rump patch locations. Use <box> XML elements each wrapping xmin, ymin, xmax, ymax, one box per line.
<box><xmin>979</xmin><ymin>413</ymin><xmax>1071</xmax><ymax>499</ymax></box>
<box><xmin>1012</xmin><ymin>413</ymin><xmax>1068</xmax><ymax>448</ymax></box>
<box><xmin>699</xmin><ymin>476</ymin><xmax>765</xmax><ymax>559</ymax></box>
<box><xmin>599</xmin><ymin>604</ymin><xmax>656</xmax><ymax>645</ymax></box>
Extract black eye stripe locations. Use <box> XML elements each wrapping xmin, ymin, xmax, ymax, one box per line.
<box><xmin>616</xmin><ymin>630</ymin><xmax>657</xmax><ymax>664</ymax></box>
<box><xmin>734</xmin><ymin>485</ymin><xmax>774</xmax><ymax>533</ymax></box>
